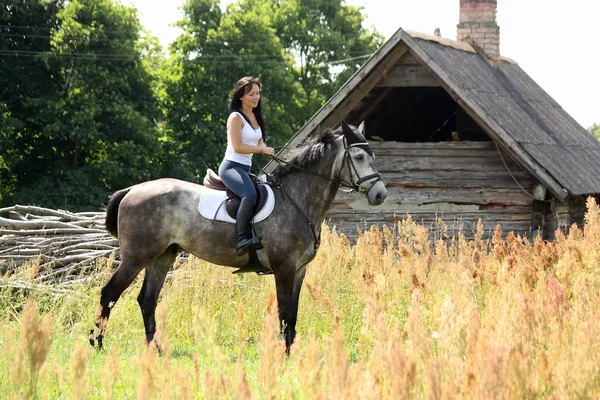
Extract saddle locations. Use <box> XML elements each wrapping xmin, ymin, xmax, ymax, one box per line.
<box><xmin>203</xmin><ymin>169</ymin><xmax>270</xmax><ymax>221</ymax></box>
<box><xmin>203</xmin><ymin>169</ymin><xmax>274</xmax><ymax>276</ymax></box>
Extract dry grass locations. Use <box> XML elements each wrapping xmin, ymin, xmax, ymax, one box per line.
<box><xmin>1</xmin><ymin>197</ymin><xmax>600</xmax><ymax>398</ymax></box>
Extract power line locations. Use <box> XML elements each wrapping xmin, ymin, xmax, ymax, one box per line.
<box><xmin>0</xmin><ymin>49</ymin><xmax>373</xmax><ymax>65</ymax></box>
<box><xmin>0</xmin><ymin>32</ymin><xmax>54</xmax><ymax>39</ymax></box>
<box><xmin>0</xmin><ymin>53</ymin><xmax>370</xmax><ymax>65</ymax></box>
<box><xmin>0</xmin><ymin>32</ymin><xmax>373</xmax><ymax>49</ymax></box>
<box><xmin>0</xmin><ymin>32</ymin><xmax>139</xmax><ymax>43</ymax></box>
<box><xmin>0</xmin><ymin>49</ymin><xmax>137</xmax><ymax>61</ymax></box>
<box><xmin>0</xmin><ymin>24</ymin><xmax>376</xmax><ymax>41</ymax></box>
<box><xmin>327</xmin><ymin>54</ymin><xmax>371</xmax><ymax>65</ymax></box>
<box><xmin>0</xmin><ymin>24</ymin><xmax>61</xmax><ymax>32</ymax></box>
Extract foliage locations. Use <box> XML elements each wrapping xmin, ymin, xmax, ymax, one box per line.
<box><xmin>1</xmin><ymin>199</ymin><xmax>600</xmax><ymax>397</ymax></box>
<box><xmin>0</xmin><ymin>102</ymin><xmax>18</xmax><ymax>203</ymax></box>
<box><xmin>0</xmin><ymin>0</ymin><xmax>382</xmax><ymax>208</ymax></box>
<box><xmin>162</xmin><ymin>0</ymin><xmax>298</xmax><ymax>180</ymax></box>
<box><xmin>590</xmin><ymin>123</ymin><xmax>600</xmax><ymax>142</ymax></box>
<box><xmin>0</xmin><ymin>0</ymin><xmax>162</xmax><ymax>211</ymax></box>
<box><xmin>270</xmin><ymin>0</ymin><xmax>384</xmax><ymax>121</ymax></box>
<box><xmin>162</xmin><ymin>0</ymin><xmax>381</xmax><ymax>179</ymax></box>
<box><xmin>0</xmin><ymin>0</ymin><xmax>64</xmax><ymax>206</ymax></box>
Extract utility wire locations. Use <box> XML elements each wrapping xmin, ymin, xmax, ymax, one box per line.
<box><xmin>327</xmin><ymin>54</ymin><xmax>371</xmax><ymax>65</ymax></box>
<box><xmin>0</xmin><ymin>49</ymin><xmax>373</xmax><ymax>65</ymax></box>
<box><xmin>0</xmin><ymin>32</ymin><xmax>372</xmax><ymax>49</ymax></box>
<box><xmin>0</xmin><ymin>24</ymin><xmax>373</xmax><ymax>39</ymax></box>
<box><xmin>0</xmin><ymin>49</ymin><xmax>137</xmax><ymax>61</ymax></box>
<box><xmin>0</xmin><ymin>24</ymin><xmax>375</xmax><ymax>64</ymax></box>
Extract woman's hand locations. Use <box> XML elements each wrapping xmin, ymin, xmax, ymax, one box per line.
<box><xmin>261</xmin><ymin>146</ymin><xmax>275</xmax><ymax>157</ymax></box>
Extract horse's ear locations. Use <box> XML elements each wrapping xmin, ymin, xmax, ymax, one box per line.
<box><xmin>341</xmin><ymin>120</ymin><xmax>353</xmax><ymax>135</ymax></box>
<box><xmin>341</xmin><ymin>120</ymin><xmax>364</xmax><ymax>145</ymax></box>
<box><xmin>358</xmin><ymin>121</ymin><xmax>365</xmax><ymax>136</ymax></box>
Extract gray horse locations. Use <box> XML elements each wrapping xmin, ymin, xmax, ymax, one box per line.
<box><xmin>89</xmin><ymin>121</ymin><xmax>387</xmax><ymax>352</ymax></box>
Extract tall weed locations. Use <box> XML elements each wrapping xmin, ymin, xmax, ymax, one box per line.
<box><xmin>0</xmin><ymin>198</ymin><xmax>599</xmax><ymax>398</ymax></box>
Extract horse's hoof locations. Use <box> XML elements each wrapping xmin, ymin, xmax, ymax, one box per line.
<box><xmin>89</xmin><ymin>329</ymin><xmax>104</xmax><ymax>349</ymax></box>
<box><xmin>151</xmin><ymin>341</ymin><xmax>164</xmax><ymax>356</ymax></box>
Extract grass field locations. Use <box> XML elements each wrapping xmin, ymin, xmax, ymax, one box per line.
<box><xmin>1</xmin><ymin>197</ymin><xmax>599</xmax><ymax>399</ymax></box>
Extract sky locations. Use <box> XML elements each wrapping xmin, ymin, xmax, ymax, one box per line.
<box><xmin>128</xmin><ymin>0</ymin><xmax>600</xmax><ymax>129</ymax></box>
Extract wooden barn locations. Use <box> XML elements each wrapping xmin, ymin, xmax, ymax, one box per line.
<box><xmin>267</xmin><ymin>0</ymin><xmax>600</xmax><ymax>241</ymax></box>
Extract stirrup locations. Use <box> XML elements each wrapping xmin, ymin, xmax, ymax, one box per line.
<box><xmin>232</xmin><ymin>248</ymin><xmax>273</xmax><ymax>275</ymax></box>
<box><xmin>232</xmin><ymin>263</ymin><xmax>273</xmax><ymax>275</ymax></box>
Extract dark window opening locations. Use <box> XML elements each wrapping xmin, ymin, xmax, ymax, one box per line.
<box><xmin>351</xmin><ymin>87</ymin><xmax>491</xmax><ymax>142</ymax></box>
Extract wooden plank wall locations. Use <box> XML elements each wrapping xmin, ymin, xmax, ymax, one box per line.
<box><xmin>327</xmin><ymin>141</ymin><xmax>536</xmax><ymax>242</ymax></box>
<box><xmin>543</xmin><ymin>196</ymin><xmax>593</xmax><ymax>239</ymax></box>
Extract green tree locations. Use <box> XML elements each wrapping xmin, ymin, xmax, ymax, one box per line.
<box><xmin>160</xmin><ymin>0</ymin><xmax>223</xmax><ymax>180</ymax></box>
<box><xmin>269</xmin><ymin>0</ymin><xmax>383</xmax><ymax>121</ymax></box>
<box><xmin>0</xmin><ymin>103</ymin><xmax>18</xmax><ymax>204</ymax></box>
<box><xmin>163</xmin><ymin>0</ymin><xmax>297</xmax><ymax>180</ymax></box>
<box><xmin>0</xmin><ymin>0</ymin><xmax>64</xmax><ymax>205</ymax></box>
<box><xmin>163</xmin><ymin>0</ymin><xmax>382</xmax><ymax>180</ymax></box>
<box><xmin>590</xmin><ymin>123</ymin><xmax>600</xmax><ymax>142</ymax></box>
<box><xmin>1</xmin><ymin>0</ymin><xmax>163</xmax><ymax>210</ymax></box>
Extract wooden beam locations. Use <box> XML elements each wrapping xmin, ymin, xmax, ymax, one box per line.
<box><xmin>397</xmin><ymin>50</ymin><xmax>421</xmax><ymax>65</ymax></box>
<box><xmin>376</xmin><ymin>65</ymin><xmax>440</xmax><ymax>87</ymax></box>
<box><xmin>333</xmin><ymin>188</ymin><xmax>533</xmax><ymax>210</ymax></box>
<box><xmin>356</xmin><ymin>88</ymin><xmax>390</xmax><ymax>123</ymax></box>
<box><xmin>401</xmin><ymin>33</ymin><xmax>569</xmax><ymax>201</ymax></box>
<box><xmin>264</xmin><ymin>30</ymin><xmax>410</xmax><ymax>173</ymax></box>
<box><xmin>318</xmin><ymin>44</ymin><xmax>410</xmax><ymax>133</ymax></box>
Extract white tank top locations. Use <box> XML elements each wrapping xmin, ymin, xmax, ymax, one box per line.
<box><xmin>224</xmin><ymin>111</ymin><xmax>262</xmax><ymax>166</ymax></box>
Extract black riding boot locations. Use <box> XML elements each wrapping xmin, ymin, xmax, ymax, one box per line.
<box><xmin>236</xmin><ymin>197</ymin><xmax>263</xmax><ymax>255</ymax></box>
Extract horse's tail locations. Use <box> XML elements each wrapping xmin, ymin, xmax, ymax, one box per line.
<box><xmin>105</xmin><ymin>187</ymin><xmax>131</xmax><ymax>238</ymax></box>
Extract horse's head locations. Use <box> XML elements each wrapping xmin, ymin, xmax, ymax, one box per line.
<box><xmin>339</xmin><ymin>121</ymin><xmax>387</xmax><ymax>206</ymax></box>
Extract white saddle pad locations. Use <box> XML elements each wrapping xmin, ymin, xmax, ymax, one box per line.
<box><xmin>198</xmin><ymin>185</ymin><xmax>275</xmax><ymax>224</ymax></box>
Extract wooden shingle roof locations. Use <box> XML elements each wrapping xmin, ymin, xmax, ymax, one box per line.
<box><xmin>268</xmin><ymin>28</ymin><xmax>600</xmax><ymax>201</ymax></box>
<box><xmin>412</xmin><ymin>35</ymin><xmax>600</xmax><ymax>198</ymax></box>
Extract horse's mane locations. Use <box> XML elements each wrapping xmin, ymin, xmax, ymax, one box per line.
<box><xmin>272</xmin><ymin>128</ymin><xmax>341</xmax><ymax>176</ymax></box>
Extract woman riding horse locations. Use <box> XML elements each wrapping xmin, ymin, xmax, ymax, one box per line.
<box><xmin>89</xmin><ymin>120</ymin><xmax>387</xmax><ymax>353</ymax></box>
<box><xmin>219</xmin><ymin>77</ymin><xmax>275</xmax><ymax>255</ymax></box>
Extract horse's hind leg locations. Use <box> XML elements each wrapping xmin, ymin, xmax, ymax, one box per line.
<box><xmin>89</xmin><ymin>256</ymin><xmax>146</xmax><ymax>349</ymax></box>
<box><xmin>137</xmin><ymin>244</ymin><xmax>178</xmax><ymax>345</ymax></box>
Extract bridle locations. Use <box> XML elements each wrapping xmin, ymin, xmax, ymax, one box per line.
<box><xmin>264</xmin><ymin>134</ymin><xmax>384</xmax><ymax>265</ymax></box>
<box><xmin>340</xmin><ymin>138</ymin><xmax>383</xmax><ymax>197</ymax></box>
<box><xmin>270</xmin><ymin>136</ymin><xmax>383</xmax><ymax>197</ymax></box>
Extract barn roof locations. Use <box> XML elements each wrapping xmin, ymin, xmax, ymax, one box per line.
<box><xmin>268</xmin><ymin>28</ymin><xmax>600</xmax><ymax>201</ymax></box>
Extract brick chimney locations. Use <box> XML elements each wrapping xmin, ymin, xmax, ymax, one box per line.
<box><xmin>457</xmin><ymin>0</ymin><xmax>500</xmax><ymax>61</ymax></box>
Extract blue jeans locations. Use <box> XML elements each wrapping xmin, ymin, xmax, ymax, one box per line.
<box><xmin>218</xmin><ymin>160</ymin><xmax>257</xmax><ymax>204</ymax></box>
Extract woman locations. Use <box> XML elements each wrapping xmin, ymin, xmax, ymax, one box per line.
<box><xmin>218</xmin><ymin>77</ymin><xmax>275</xmax><ymax>255</ymax></box>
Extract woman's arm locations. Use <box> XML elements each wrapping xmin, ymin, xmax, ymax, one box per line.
<box><xmin>228</xmin><ymin>114</ymin><xmax>274</xmax><ymax>156</ymax></box>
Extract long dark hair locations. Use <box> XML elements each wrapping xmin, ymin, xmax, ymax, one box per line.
<box><xmin>228</xmin><ymin>76</ymin><xmax>267</xmax><ymax>141</ymax></box>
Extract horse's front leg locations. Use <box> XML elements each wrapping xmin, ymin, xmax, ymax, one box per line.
<box><xmin>287</xmin><ymin>266</ymin><xmax>307</xmax><ymax>348</ymax></box>
<box><xmin>274</xmin><ymin>265</ymin><xmax>307</xmax><ymax>353</ymax></box>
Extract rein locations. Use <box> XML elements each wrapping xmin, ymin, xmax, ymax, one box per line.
<box><xmin>269</xmin><ymin>139</ymin><xmax>383</xmax><ymax>195</ymax></box>
<box><xmin>269</xmin><ymin>154</ymin><xmax>339</xmax><ymax>184</ymax></box>
<box><xmin>275</xmin><ymin>179</ymin><xmax>321</xmax><ymax>260</ymax></box>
